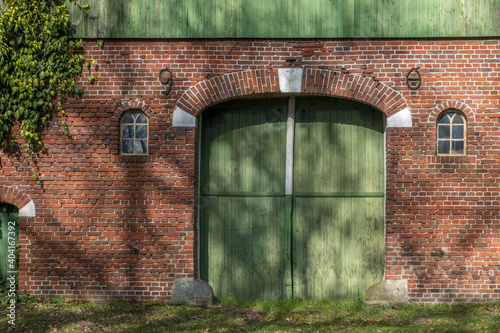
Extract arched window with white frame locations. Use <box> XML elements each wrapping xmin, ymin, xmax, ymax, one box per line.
<box><xmin>120</xmin><ymin>110</ymin><xmax>148</xmax><ymax>155</ymax></box>
<box><xmin>437</xmin><ymin>110</ymin><xmax>466</xmax><ymax>156</ymax></box>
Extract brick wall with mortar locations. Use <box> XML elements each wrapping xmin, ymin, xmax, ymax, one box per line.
<box><xmin>1</xmin><ymin>39</ymin><xmax>500</xmax><ymax>302</ymax></box>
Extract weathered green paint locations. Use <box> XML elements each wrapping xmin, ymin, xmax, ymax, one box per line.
<box><xmin>67</xmin><ymin>0</ymin><xmax>500</xmax><ymax>38</ymax></box>
<box><xmin>200</xmin><ymin>97</ymin><xmax>384</xmax><ymax>300</ymax></box>
<box><xmin>0</xmin><ymin>204</ymin><xmax>18</xmax><ymax>288</ymax></box>
<box><xmin>292</xmin><ymin>97</ymin><xmax>384</xmax><ymax>299</ymax></box>
<box><xmin>199</xmin><ymin>98</ymin><xmax>289</xmax><ymax>300</ymax></box>
<box><xmin>201</xmin><ymin>192</ymin><xmax>284</xmax><ymax>197</ymax></box>
<box><xmin>295</xmin><ymin>192</ymin><xmax>384</xmax><ymax>198</ymax></box>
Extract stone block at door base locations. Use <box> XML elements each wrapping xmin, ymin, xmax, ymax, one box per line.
<box><xmin>169</xmin><ymin>278</ymin><xmax>214</xmax><ymax>307</ymax></box>
<box><xmin>364</xmin><ymin>280</ymin><xmax>409</xmax><ymax>309</ymax></box>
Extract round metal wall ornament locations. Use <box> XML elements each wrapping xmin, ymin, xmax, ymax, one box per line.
<box><xmin>406</xmin><ymin>67</ymin><xmax>422</xmax><ymax>90</ymax></box>
<box><xmin>159</xmin><ymin>68</ymin><xmax>173</xmax><ymax>95</ymax></box>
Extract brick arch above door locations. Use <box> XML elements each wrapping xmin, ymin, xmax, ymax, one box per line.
<box><xmin>173</xmin><ymin>68</ymin><xmax>412</xmax><ymax>128</ymax></box>
<box><xmin>0</xmin><ymin>186</ymin><xmax>35</xmax><ymax>217</ymax></box>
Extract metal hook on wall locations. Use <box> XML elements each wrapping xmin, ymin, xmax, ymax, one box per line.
<box><xmin>406</xmin><ymin>67</ymin><xmax>422</xmax><ymax>90</ymax></box>
<box><xmin>159</xmin><ymin>68</ymin><xmax>174</xmax><ymax>95</ymax></box>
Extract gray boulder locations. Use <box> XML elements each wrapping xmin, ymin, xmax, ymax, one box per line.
<box><xmin>364</xmin><ymin>280</ymin><xmax>409</xmax><ymax>309</ymax></box>
<box><xmin>169</xmin><ymin>278</ymin><xmax>214</xmax><ymax>307</ymax></box>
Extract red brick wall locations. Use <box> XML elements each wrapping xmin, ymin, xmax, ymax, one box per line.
<box><xmin>1</xmin><ymin>39</ymin><xmax>500</xmax><ymax>302</ymax></box>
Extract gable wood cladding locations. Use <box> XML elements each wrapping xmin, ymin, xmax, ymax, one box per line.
<box><xmin>68</xmin><ymin>0</ymin><xmax>500</xmax><ymax>38</ymax></box>
<box><xmin>1</xmin><ymin>38</ymin><xmax>500</xmax><ymax>302</ymax></box>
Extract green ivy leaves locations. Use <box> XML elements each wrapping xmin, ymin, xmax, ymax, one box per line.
<box><xmin>0</xmin><ymin>0</ymin><xmax>90</xmax><ymax>182</ymax></box>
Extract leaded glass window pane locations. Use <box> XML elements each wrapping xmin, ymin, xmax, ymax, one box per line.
<box><xmin>438</xmin><ymin>115</ymin><xmax>450</xmax><ymax>124</ymax></box>
<box><xmin>122</xmin><ymin>125</ymin><xmax>134</xmax><ymax>139</ymax></box>
<box><xmin>122</xmin><ymin>114</ymin><xmax>134</xmax><ymax>123</ymax></box>
<box><xmin>452</xmin><ymin>125</ymin><xmax>464</xmax><ymax>139</ymax></box>
<box><xmin>438</xmin><ymin>141</ymin><xmax>450</xmax><ymax>155</ymax></box>
<box><xmin>452</xmin><ymin>115</ymin><xmax>464</xmax><ymax>124</ymax></box>
<box><xmin>452</xmin><ymin>141</ymin><xmax>464</xmax><ymax>154</ymax></box>
<box><xmin>136</xmin><ymin>125</ymin><xmax>147</xmax><ymax>139</ymax></box>
<box><xmin>438</xmin><ymin>125</ymin><xmax>450</xmax><ymax>138</ymax></box>
<box><xmin>134</xmin><ymin>140</ymin><xmax>147</xmax><ymax>154</ymax></box>
<box><xmin>140</xmin><ymin>140</ymin><xmax>148</xmax><ymax>154</ymax></box>
<box><xmin>122</xmin><ymin>140</ymin><xmax>134</xmax><ymax>154</ymax></box>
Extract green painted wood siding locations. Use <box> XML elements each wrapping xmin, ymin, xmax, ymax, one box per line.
<box><xmin>67</xmin><ymin>0</ymin><xmax>500</xmax><ymax>38</ymax></box>
<box><xmin>0</xmin><ymin>204</ymin><xmax>18</xmax><ymax>288</ymax></box>
<box><xmin>200</xmin><ymin>97</ymin><xmax>384</xmax><ymax>300</ymax></box>
<box><xmin>199</xmin><ymin>98</ymin><xmax>289</xmax><ymax>300</ymax></box>
<box><xmin>292</xmin><ymin>97</ymin><xmax>384</xmax><ymax>299</ymax></box>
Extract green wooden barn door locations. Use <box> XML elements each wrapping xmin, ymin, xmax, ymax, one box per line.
<box><xmin>200</xmin><ymin>97</ymin><xmax>384</xmax><ymax>300</ymax></box>
<box><xmin>292</xmin><ymin>97</ymin><xmax>385</xmax><ymax>299</ymax></box>
<box><xmin>0</xmin><ymin>204</ymin><xmax>19</xmax><ymax>288</ymax></box>
<box><xmin>200</xmin><ymin>98</ymin><xmax>290</xmax><ymax>300</ymax></box>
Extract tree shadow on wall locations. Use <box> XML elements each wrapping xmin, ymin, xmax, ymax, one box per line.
<box><xmin>199</xmin><ymin>96</ymin><xmax>385</xmax><ymax>301</ymax></box>
<box><xmin>18</xmin><ymin>101</ymin><xmax>198</xmax><ymax>301</ymax></box>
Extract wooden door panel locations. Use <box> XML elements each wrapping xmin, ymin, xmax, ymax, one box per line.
<box><xmin>200</xmin><ymin>97</ymin><xmax>385</xmax><ymax>300</ymax></box>
<box><xmin>292</xmin><ymin>97</ymin><xmax>385</xmax><ymax>299</ymax></box>
<box><xmin>200</xmin><ymin>98</ymin><xmax>288</xmax><ymax>300</ymax></box>
<box><xmin>292</xmin><ymin>197</ymin><xmax>384</xmax><ymax>299</ymax></box>
<box><xmin>200</xmin><ymin>196</ymin><xmax>288</xmax><ymax>300</ymax></box>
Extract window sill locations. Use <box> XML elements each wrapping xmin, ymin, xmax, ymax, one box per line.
<box><xmin>435</xmin><ymin>155</ymin><xmax>468</xmax><ymax>163</ymax></box>
<box><xmin>114</xmin><ymin>154</ymin><xmax>153</xmax><ymax>163</ymax></box>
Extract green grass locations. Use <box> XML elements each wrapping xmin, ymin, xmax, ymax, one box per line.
<box><xmin>0</xmin><ymin>296</ymin><xmax>499</xmax><ymax>332</ymax></box>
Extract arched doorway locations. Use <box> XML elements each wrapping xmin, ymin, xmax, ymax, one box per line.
<box><xmin>199</xmin><ymin>96</ymin><xmax>385</xmax><ymax>300</ymax></box>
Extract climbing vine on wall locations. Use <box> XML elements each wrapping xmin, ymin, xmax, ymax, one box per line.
<box><xmin>0</xmin><ymin>0</ymin><xmax>90</xmax><ymax>180</ymax></box>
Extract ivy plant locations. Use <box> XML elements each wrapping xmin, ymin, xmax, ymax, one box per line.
<box><xmin>0</xmin><ymin>0</ymin><xmax>90</xmax><ymax>180</ymax></box>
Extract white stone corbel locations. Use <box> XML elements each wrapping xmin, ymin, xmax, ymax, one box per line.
<box><xmin>18</xmin><ymin>200</ymin><xmax>36</xmax><ymax>217</ymax></box>
<box><xmin>173</xmin><ymin>107</ymin><xmax>197</xmax><ymax>127</ymax></box>
<box><xmin>386</xmin><ymin>107</ymin><xmax>412</xmax><ymax>128</ymax></box>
